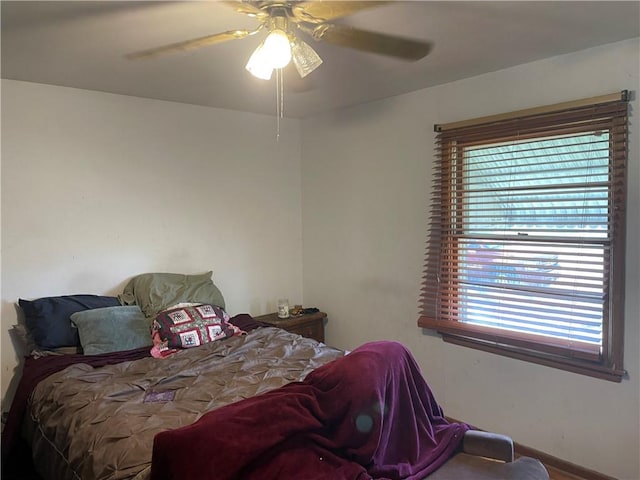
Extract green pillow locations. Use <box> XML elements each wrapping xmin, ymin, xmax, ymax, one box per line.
<box><xmin>118</xmin><ymin>271</ymin><xmax>226</xmax><ymax>318</ymax></box>
<box><xmin>71</xmin><ymin>306</ymin><xmax>152</xmax><ymax>355</ymax></box>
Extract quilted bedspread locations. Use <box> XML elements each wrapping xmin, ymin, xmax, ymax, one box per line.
<box><xmin>19</xmin><ymin>327</ymin><xmax>344</xmax><ymax>480</ymax></box>
<box><xmin>150</xmin><ymin>341</ymin><xmax>470</xmax><ymax>480</ymax></box>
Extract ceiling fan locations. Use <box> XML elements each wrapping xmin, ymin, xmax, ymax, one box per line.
<box><xmin>126</xmin><ymin>1</ymin><xmax>433</xmax><ymax>80</ymax></box>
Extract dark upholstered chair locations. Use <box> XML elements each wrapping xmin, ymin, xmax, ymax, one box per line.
<box><xmin>427</xmin><ymin>430</ymin><xmax>550</xmax><ymax>479</ymax></box>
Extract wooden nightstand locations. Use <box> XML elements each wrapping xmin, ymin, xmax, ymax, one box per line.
<box><xmin>254</xmin><ymin>311</ymin><xmax>326</xmax><ymax>343</ymax></box>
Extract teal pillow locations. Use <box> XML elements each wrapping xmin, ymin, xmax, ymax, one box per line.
<box><xmin>71</xmin><ymin>306</ymin><xmax>152</xmax><ymax>355</ymax></box>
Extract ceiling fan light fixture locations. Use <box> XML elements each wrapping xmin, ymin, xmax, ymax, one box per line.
<box><xmin>246</xmin><ymin>27</ymin><xmax>293</xmax><ymax>80</ymax></box>
<box><xmin>245</xmin><ymin>43</ymin><xmax>274</xmax><ymax>80</ymax></box>
<box><xmin>291</xmin><ymin>37</ymin><xmax>323</xmax><ymax>78</ymax></box>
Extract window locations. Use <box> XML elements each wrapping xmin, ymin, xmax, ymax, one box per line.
<box><xmin>418</xmin><ymin>92</ymin><xmax>629</xmax><ymax>381</ymax></box>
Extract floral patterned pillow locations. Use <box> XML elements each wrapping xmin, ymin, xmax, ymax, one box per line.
<box><xmin>153</xmin><ymin>304</ymin><xmax>242</xmax><ymax>350</ymax></box>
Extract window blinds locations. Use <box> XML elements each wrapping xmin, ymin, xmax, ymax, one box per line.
<box><xmin>419</xmin><ymin>93</ymin><xmax>628</xmax><ymax>374</ymax></box>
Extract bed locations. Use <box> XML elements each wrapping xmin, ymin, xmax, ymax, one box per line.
<box><xmin>7</xmin><ymin>325</ymin><xmax>346</xmax><ymax>479</ymax></box>
<box><xmin>2</xmin><ymin>272</ymin><xmax>549</xmax><ymax>480</ymax></box>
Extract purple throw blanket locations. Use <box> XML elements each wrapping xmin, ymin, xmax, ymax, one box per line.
<box><xmin>151</xmin><ymin>341</ymin><xmax>469</xmax><ymax>480</ymax></box>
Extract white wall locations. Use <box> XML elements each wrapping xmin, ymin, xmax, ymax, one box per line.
<box><xmin>301</xmin><ymin>38</ymin><xmax>640</xmax><ymax>479</ymax></box>
<box><xmin>1</xmin><ymin>80</ymin><xmax>303</xmax><ymax>407</ymax></box>
<box><xmin>2</xmin><ymin>38</ymin><xmax>639</xmax><ymax>478</ymax></box>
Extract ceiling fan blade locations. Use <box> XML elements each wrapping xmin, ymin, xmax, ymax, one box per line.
<box><xmin>292</xmin><ymin>1</ymin><xmax>389</xmax><ymax>24</ymax></box>
<box><xmin>221</xmin><ymin>1</ymin><xmax>269</xmax><ymax>19</ymax></box>
<box><xmin>311</xmin><ymin>24</ymin><xmax>432</xmax><ymax>61</ymax></box>
<box><xmin>125</xmin><ymin>28</ymin><xmax>260</xmax><ymax>60</ymax></box>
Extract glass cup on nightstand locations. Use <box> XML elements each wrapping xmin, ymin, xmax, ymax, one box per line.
<box><xmin>277</xmin><ymin>299</ymin><xmax>290</xmax><ymax>318</ymax></box>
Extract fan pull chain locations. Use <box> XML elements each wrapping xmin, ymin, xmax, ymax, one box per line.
<box><xmin>280</xmin><ymin>69</ymin><xmax>284</xmax><ymax>124</ymax></box>
<box><xmin>275</xmin><ymin>68</ymin><xmax>285</xmax><ymax>141</ymax></box>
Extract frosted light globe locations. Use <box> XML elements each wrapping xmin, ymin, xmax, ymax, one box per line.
<box><xmin>262</xmin><ymin>29</ymin><xmax>291</xmax><ymax>69</ymax></box>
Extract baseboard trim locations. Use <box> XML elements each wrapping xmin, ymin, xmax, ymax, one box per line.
<box><xmin>446</xmin><ymin>417</ymin><xmax>617</xmax><ymax>480</ymax></box>
<box><xmin>513</xmin><ymin>442</ymin><xmax>616</xmax><ymax>480</ymax></box>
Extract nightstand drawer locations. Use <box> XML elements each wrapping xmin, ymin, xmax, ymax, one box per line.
<box><xmin>287</xmin><ymin>321</ymin><xmax>324</xmax><ymax>343</ymax></box>
<box><xmin>254</xmin><ymin>311</ymin><xmax>326</xmax><ymax>343</ymax></box>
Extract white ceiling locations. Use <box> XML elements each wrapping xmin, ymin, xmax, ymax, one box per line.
<box><xmin>2</xmin><ymin>1</ymin><xmax>639</xmax><ymax>118</ymax></box>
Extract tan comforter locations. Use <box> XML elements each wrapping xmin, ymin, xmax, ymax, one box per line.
<box><xmin>23</xmin><ymin>327</ymin><xmax>344</xmax><ymax>480</ymax></box>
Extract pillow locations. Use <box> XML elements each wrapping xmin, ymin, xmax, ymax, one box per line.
<box><xmin>10</xmin><ymin>322</ymin><xmax>82</xmax><ymax>357</ymax></box>
<box><xmin>70</xmin><ymin>306</ymin><xmax>153</xmax><ymax>355</ymax></box>
<box><xmin>153</xmin><ymin>304</ymin><xmax>239</xmax><ymax>349</ymax></box>
<box><xmin>18</xmin><ymin>295</ymin><xmax>121</xmax><ymax>349</ymax></box>
<box><xmin>118</xmin><ymin>272</ymin><xmax>225</xmax><ymax>318</ymax></box>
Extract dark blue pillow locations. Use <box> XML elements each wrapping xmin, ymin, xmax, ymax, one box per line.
<box><xmin>19</xmin><ymin>295</ymin><xmax>121</xmax><ymax>349</ymax></box>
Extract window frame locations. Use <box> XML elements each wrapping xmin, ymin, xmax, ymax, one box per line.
<box><xmin>418</xmin><ymin>92</ymin><xmax>629</xmax><ymax>382</ymax></box>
